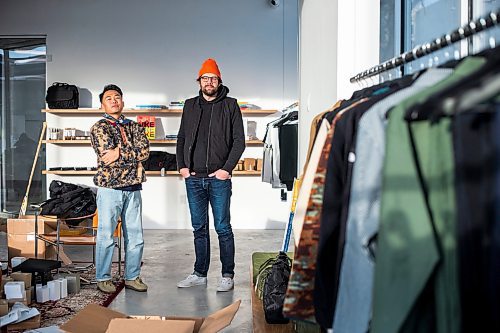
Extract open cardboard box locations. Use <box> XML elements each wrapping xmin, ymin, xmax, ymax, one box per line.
<box><xmin>6</xmin><ymin>314</ymin><xmax>41</xmax><ymax>331</ymax></box>
<box><xmin>60</xmin><ymin>300</ymin><xmax>241</xmax><ymax>333</ymax></box>
<box><xmin>7</xmin><ymin>216</ymin><xmax>60</xmax><ymax>260</ymax></box>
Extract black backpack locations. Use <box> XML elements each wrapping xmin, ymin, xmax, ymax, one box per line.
<box><xmin>46</xmin><ymin>82</ymin><xmax>79</xmax><ymax>109</ymax></box>
<box><xmin>262</xmin><ymin>251</ymin><xmax>292</xmax><ymax>324</ymax></box>
<box><xmin>143</xmin><ymin>151</ymin><xmax>177</xmax><ymax>171</ymax></box>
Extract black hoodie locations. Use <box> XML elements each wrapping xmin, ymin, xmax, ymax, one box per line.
<box><xmin>176</xmin><ymin>85</ymin><xmax>245</xmax><ymax>176</ymax></box>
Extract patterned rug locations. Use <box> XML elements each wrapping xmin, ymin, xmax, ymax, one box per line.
<box><xmin>28</xmin><ymin>263</ymin><xmax>124</xmax><ymax>329</ymax></box>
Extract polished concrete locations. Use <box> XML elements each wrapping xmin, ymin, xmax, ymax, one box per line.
<box><xmin>0</xmin><ymin>229</ymin><xmax>286</xmax><ymax>332</ymax></box>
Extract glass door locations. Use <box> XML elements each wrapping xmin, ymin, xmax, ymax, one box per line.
<box><xmin>0</xmin><ymin>38</ymin><xmax>47</xmax><ymax>215</ymax></box>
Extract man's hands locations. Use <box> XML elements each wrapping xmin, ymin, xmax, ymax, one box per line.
<box><xmin>179</xmin><ymin>168</ymin><xmax>191</xmax><ymax>178</ymax></box>
<box><xmin>209</xmin><ymin>169</ymin><xmax>231</xmax><ymax>180</ymax></box>
<box><xmin>179</xmin><ymin>168</ymin><xmax>231</xmax><ymax>180</ymax></box>
<box><xmin>102</xmin><ymin>146</ymin><xmax>120</xmax><ymax>165</ymax></box>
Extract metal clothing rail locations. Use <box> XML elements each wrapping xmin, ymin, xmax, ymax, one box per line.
<box><xmin>350</xmin><ymin>9</ymin><xmax>500</xmax><ymax>83</ymax></box>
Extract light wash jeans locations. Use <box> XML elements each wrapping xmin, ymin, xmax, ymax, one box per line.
<box><xmin>95</xmin><ymin>187</ymin><xmax>144</xmax><ymax>281</ymax></box>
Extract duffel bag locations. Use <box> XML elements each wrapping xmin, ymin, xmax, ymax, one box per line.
<box><xmin>46</xmin><ymin>82</ymin><xmax>79</xmax><ymax>109</ymax></box>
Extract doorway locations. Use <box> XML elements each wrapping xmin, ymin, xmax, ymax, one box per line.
<box><xmin>0</xmin><ymin>37</ymin><xmax>47</xmax><ymax>215</ymax></box>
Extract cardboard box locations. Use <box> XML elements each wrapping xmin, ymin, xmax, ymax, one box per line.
<box><xmin>7</xmin><ymin>217</ymin><xmax>58</xmax><ymax>260</ymax></box>
<box><xmin>11</xmin><ymin>272</ymin><xmax>32</xmax><ymax>290</ymax></box>
<box><xmin>244</xmin><ymin>158</ymin><xmax>256</xmax><ymax>171</ymax></box>
<box><xmin>61</xmin><ymin>300</ymin><xmax>241</xmax><ymax>333</ymax></box>
<box><xmin>0</xmin><ymin>299</ymin><xmax>8</xmax><ymax>316</ymax></box>
<box><xmin>235</xmin><ymin>160</ymin><xmax>244</xmax><ymax>171</ymax></box>
<box><xmin>6</xmin><ymin>313</ymin><xmax>41</xmax><ymax>331</ymax></box>
<box><xmin>1</xmin><ymin>276</ymin><xmax>13</xmax><ymax>294</ymax></box>
<box><xmin>256</xmin><ymin>158</ymin><xmax>263</xmax><ymax>171</ymax></box>
<box><xmin>7</xmin><ymin>297</ymin><xmax>28</xmax><ymax>307</ymax></box>
<box><xmin>106</xmin><ymin>319</ymin><xmax>195</xmax><ymax>333</ymax></box>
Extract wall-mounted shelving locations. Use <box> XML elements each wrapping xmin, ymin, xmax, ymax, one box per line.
<box><xmin>42</xmin><ymin>108</ymin><xmax>278</xmax><ymax>115</ymax></box>
<box><xmin>42</xmin><ymin>170</ymin><xmax>261</xmax><ymax>176</ymax></box>
<box><xmin>42</xmin><ymin>139</ymin><xmax>263</xmax><ymax>145</ymax></box>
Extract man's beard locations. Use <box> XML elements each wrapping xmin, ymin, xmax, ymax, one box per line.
<box><xmin>202</xmin><ymin>85</ymin><xmax>218</xmax><ymax>97</ymax></box>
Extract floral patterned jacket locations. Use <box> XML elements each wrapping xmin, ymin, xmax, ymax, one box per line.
<box><xmin>90</xmin><ymin>118</ymin><xmax>149</xmax><ymax>188</ymax></box>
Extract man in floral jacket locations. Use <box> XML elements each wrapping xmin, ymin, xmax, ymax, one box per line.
<box><xmin>90</xmin><ymin>84</ymin><xmax>149</xmax><ymax>294</ymax></box>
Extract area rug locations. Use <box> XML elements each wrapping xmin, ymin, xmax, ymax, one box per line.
<box><xmin>30</xmin><ymin>263</ymin><xmax>124</xmax><ymax>328</ymax></box>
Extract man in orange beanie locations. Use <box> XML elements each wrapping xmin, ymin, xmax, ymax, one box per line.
<box><xmin>176</xmin><ymin>58</ymin><xmax>245</xmax><ymax>292</ymax></box>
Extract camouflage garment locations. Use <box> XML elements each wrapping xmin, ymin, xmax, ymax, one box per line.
<box><xmin>283</xmin><ymin>101</ymin><xmax>364</xmax><ymax>322</ymax></box>
<box><xmin>90</xmin><ymin>117</ymin><xmax>149</xmax><ymax>188</ymax></box>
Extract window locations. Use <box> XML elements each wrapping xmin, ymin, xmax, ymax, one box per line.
<box><xmin>404</xmin><ymin>0</ymin><xmax>461</xmax><ymax>73</ymax></box>
<box><xmin>379</xmin><ymin>0</ymin><xmax>500</xmax><ymax>79</ymax></box>
<box><xmin>0</xmin><ymin>38</ymin><xmax>47</xmax><ymax>215</ymax></box>
<box><xmin>472</xmin><ymin>0</ymin><xmax>500</xmax><ymax>53</ymax></box>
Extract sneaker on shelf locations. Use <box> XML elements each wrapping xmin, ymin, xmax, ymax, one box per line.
<box><xmin>125</xmin><ymin>276</ymin><xmax>148</xmax><ymax>292</ymax></box>
<box><xmin>216</xmin><ymin>277</ymin><xmax>234</xmax><ymax>292</ymax></box>
<box><xmin>97</xmin><ymin>280</ymin><xmax>116</xmax><ymax>294</ymax></box>
<box><xmin>177</xmin><ymin>274</ymin><xmax>208</xmax><ymax>288</ymax></box>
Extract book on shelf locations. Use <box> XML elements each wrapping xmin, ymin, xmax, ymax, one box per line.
<box><xmin>134</xmin><ymin>104</ymin><xmax>168</xmax><ymax>109</ymax></box>
<box><xmin>137</xmin><ymin>115</ymin><xmax>156</xmax><ymax>140</ymax></box>
<box><xmin>169</xmin><ymin>101</ymin><xmax>185</xmax><ymax>109</ymax></box>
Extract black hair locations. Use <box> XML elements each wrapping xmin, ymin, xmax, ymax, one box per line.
<box><xmin>99</xmin><ymin>84</ymin><xmax>123</xmax><ymax>103</ymax></box>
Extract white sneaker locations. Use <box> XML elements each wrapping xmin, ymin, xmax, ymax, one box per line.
<box><xmin>177</xmin><ymin>274</ymin><xmax>207</xmax><ymax>288</ymax></box>
<box><xmin>217</xmin><ymin>277</ymin><xmax>234</xmax><ymax>292</ymax></box>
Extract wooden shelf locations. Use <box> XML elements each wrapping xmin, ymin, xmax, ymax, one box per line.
<box><xmin>42</xmin><ymin>170</ymin><xmax>261</xmax><ymax>176</ymax></box>
<box><xmin>42</xmin><ymin>108</ymin><xmax>278</xmax><ymax>115</ymax></box>
<box><xmin>43</xmin><ymin>139</ymin><xmax>262</xmax><ymax>145</ymax></box>
<box><xmin>43</xmin><ymin>140</ymin><xmax>92</xmax><ymax>144</ymax></box>
<box><xmin>42</xmin><ymin>108</ymin><xmax>181</xmax><ymax>114</ymax></box>
<box><xmin>246</xmin><ymin>139</ymin><xmax>263</xmax><ymax>145</ymax></box>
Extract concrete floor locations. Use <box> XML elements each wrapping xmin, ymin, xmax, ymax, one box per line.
<box><xmin>1</xmin><ymin>229</ymin><xmax>286</xmax><ymax>332</ymax></box>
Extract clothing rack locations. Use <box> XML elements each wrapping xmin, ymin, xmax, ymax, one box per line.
<box><xmin>350</xmin><ymin>9</ymin><xmax>500</xmax><ymax>83</ymax></box>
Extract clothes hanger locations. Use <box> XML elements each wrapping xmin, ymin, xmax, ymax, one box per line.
<box><xmin>405</xmin><ymin>46</ymin><xmax>500</xmax><ymax>122</ymax></box>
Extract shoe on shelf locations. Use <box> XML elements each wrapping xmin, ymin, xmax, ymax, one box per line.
<box><xmin>216</xmin><ymin>277</ymin><xmax>234</xmax><ymax>292</ymax></box>
<box><xmin>97</xmin><ymin>280</ymin><xmax>116</xmax><ymax>294</ymax></box>
<box><xmin>177</xmin><ymin>274</ymin><xmax>208</xmax><ymax>288</ymax></box>
<box><xmin>125</xmin><ymin>276</ymin><xmax>148</xmax><ymax>292</ymax></box>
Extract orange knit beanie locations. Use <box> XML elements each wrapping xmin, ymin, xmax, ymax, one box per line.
<box><xmin>198</xmin><ymin>58</ymin><xmax>221</xmax><ymax>79</ymax></box>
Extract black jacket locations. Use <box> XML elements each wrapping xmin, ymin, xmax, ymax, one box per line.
<box><xmin>176</xmin><ymin>85</ymin><xmax>245</xmax><ymax>174</ymax></box>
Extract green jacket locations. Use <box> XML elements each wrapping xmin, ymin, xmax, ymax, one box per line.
<box><xmin>372</xmin><ymin>57</ymin><xmax>486</xmax><ymax>333</ymax></box>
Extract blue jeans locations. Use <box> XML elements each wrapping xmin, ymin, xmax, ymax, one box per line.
<box><xmin>95</xmin><ymin>187</ymin><xmax>144</xmax><ymax>281</ymax></box>
<box><xmin>185</xmin><ymin>176</ymin><xmax>235</xmax><ymax>277</ymax></box>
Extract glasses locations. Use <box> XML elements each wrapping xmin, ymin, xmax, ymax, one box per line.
<box><xmin>200</xmin><ymin>76</ymin><xmax>219</xmax><ymax>83</ymax></box>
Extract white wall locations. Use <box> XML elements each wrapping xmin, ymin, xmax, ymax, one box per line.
<box><xmin>298</xmin><ymin>0</ymin><xmax>380</xmax><ymax>170</ymax></box>
<box><xmin>0</xmin><ymin>0</ymin><xmax>298</xmax><ymax>109</ymax></box>
<box><xmin>0</xmin><ymin>0</ymin><xmax>299</xmax><ymax>229</ymax></box>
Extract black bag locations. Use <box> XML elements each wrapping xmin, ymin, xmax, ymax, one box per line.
<box><xmin>262</xmin><ymin>251</ymin><xmax>292</xmax><ymax>324</ymax></box>
<box><xmin>143</xmin><ymin>151</ymin><xmax>177</xmax><ymax>171</ymax></box>
<box><xmin>40</xmin><ymin>180</ymin><xmax>96</xmax><ymax>226</ymax></box>
<box><xmin>45</xmin><ymin>82</ymin><xmax>79</xmax><ymax>109</ymax></box>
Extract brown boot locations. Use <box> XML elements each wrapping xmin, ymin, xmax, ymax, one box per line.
<box><xmin>125</xmin><ymin>277</ymin><xmax>148</xmax><ymax>292</ymax></box>
<box><xmin>97</xmin><ymin>280</ymin><xmax>116</xmax><ymax>294</ymax></box>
